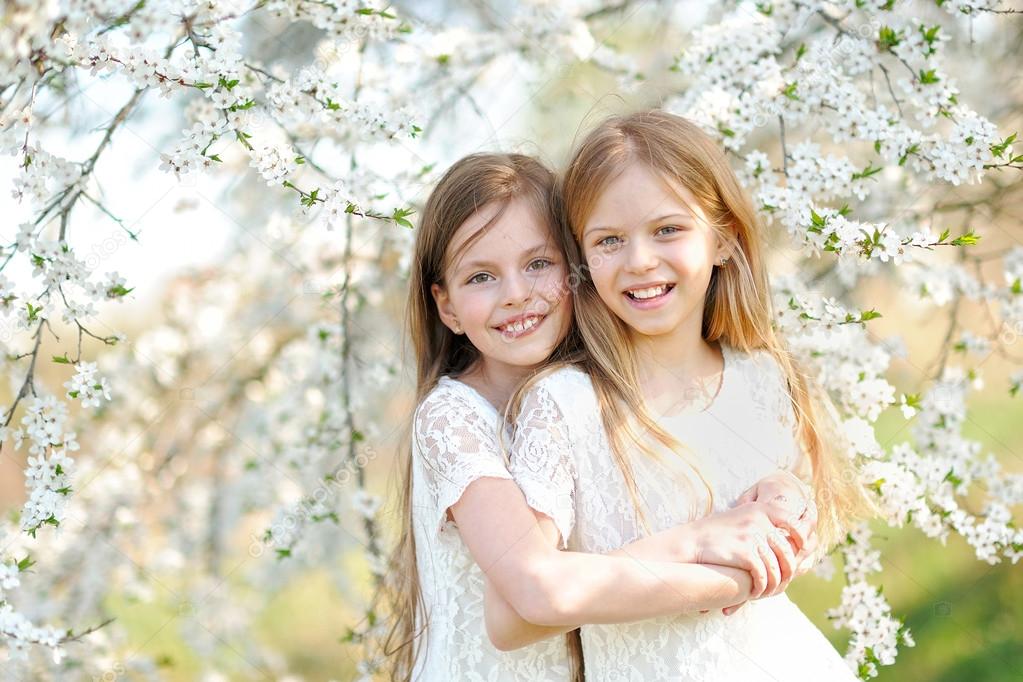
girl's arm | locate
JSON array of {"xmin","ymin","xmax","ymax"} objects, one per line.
[
  {"xmin": 480, "ymin": 497, "xmax": 808, "ymax": 650},
  {"xmin": 475, "ymin": 378, "xmax": 786, "ymax": 650},
  {"xmin": 483, "ymin": 515, "xmax": 572, "ymax": 650},
  {"xmin": 452, "ymin": 477, "xmax": 754, "ymax": 641}
]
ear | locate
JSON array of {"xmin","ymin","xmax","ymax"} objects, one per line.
[
  {"xmin": 430, "ymin": 283, "xmax": 462, "ymax": 334},
  {"xmin": 714, "ymin": 229, "xmax": 734, "ymax": 266}
]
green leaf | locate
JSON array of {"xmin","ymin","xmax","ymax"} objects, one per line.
[
  {"xmin": 859, "ymin": 309, "xmax": 882, "ymax": 322},
  {"xmin": 25, "ymin": 301, "xmax": 42, "ymax": 323},
  {"xmin": 918, "ymin": 68, "xmax": 940, "ymax": 85},
  {"xmin": 52, "ymin": 354, "xmax": 71, "ymax": 364},
  {"xmin": 228, "ymin": 98, "xmax": 256, "ymax": 112},
  {"xmin": 17, "ymin": 556, "xmax": 35, "ymax": 572},
  {"xmin": 392, "ymin": 207, "xmax": 416, "ymax": 229},
  {"xmin": 943, "ymin": 469, "xmax": 963, "ymax": 487},
  {"xmin": 990, "ymin": 132, "xmax": 1017, "ymax": 158},
  {"xmin": 950, "ymin": 231, "xmax": 980, "ymax": 246},
  {"xmin": 1011, "ymin": 278, "xmax": 1022, "ymax": 295},
  {"xmin": 898, "ymin": 142, "xmax": 920, "ymax": 165},
  {"xmin": 852, "ymin": 163, "xmax": 883, "ymax": 182},
  {"xmin": 781, "ymin": 82, "xmax": 799, "ymax": 100},
  {"xmin": 878, "ymin": 26, "xmax": 900, "ymax": 50}
]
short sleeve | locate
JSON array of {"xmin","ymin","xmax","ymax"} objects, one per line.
[
  {"xmin": 508, "ymin": 380, "xmax": 578, "ymax": 549},
  {"xmin": 414, "ymin": 386, "xmax": 513, "ymax": 536}
]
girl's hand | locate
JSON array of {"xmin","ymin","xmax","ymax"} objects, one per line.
[
  {"xmin": 685, "ymin": 502, "xmax": 799, "ymax": 600},
  {"xmin": 735, "ymin": 470, "xmax": 818, "ymax": 552},
  {"xmin": 718, "ymin": 471, "xmax": 819, "ymax": 616}
]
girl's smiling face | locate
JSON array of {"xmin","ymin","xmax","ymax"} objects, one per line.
[
  {"xmin": 431, "ymin": 197, "xmax": 572, "ymax": 372},
  {"xmin": 581, "ymin": 160, "xmax": 728, "ymax": 339}
]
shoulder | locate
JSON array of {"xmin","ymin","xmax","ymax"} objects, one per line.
[
  {"xmin": 530, "ymin": 364, "xmax": 596, "ymax": 409},
  {"xmin": 414, "ymin": 377, "xmax": 497, "ymax": 436},
  {"xmin": 727, "ymin": 344, "xmax": 787, "ymax": 386}
]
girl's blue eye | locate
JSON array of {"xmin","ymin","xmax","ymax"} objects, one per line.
[
  {"xmin": 597, "ymin": 235, "xmax": 621, "ymax": 248},
  {"xmin": 657, "ymin": 225, "xmax": 681, "ymax": 236},
  {"xmin": 527, "ymin": 258, "xmax": 553, "ymax": 271},
  {"xmin": 467, "ymin": 272, "xmax": 493, "ymax": 285}
]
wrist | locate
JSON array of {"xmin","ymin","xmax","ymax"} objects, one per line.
[{"xmin": 672, "ymin": 523, "xmax": 701, "ymax": 563}]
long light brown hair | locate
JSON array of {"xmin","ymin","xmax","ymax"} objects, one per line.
[
  {"xmin": 380, "ymin": 152, "xmax": 584, "ymax": 681},
  {"xmin": 539, "ymin": 109, "xmax": 872, "ymax": 550}
]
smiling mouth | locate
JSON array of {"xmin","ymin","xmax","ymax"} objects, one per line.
[
  {"xmin": 624, "ymin": 283, "xmax": 675, "ymax": 301},
  {"xmin": 495, "ymin": 313, "xmax": 547, "ymax": 338}
]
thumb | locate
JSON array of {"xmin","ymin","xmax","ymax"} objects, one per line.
[{"xmin": 736, "ymin": 485, "xmax": 758, "ymax": 506}]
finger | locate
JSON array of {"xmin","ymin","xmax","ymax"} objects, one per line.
[
  {"xmin": 723, "ymin": 602, "xmax": 747, "ymax": 616},
  {"xmin": 790, "ymin": 514, "xmax": 814, "ymax": 552},
  {"xmin": 801, "ymin": 498, "xmax": 819, "ymax": 528},
  {"xmin": 763, "ymin": 508, "xmax": 806, "ymax": 554},
  {"xmin": 744, "ymin": 548, "xmax": 767, "ymax": 600},
  {"xmin": 766, "ymin": 530, "xmax": 796, "ymax": 594},
  {"xmin": 756, "ymin": 536, "xmax": 780, "ymax": 597},
  {"xmin": 736, "ymin": 486, "xmax": 758, "ymax": 506}
]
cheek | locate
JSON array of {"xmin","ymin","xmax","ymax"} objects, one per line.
[
  {"xmin": 584, "ymin": 249, "xmax": 617, "ymax": 291},
  {"xmin": 452, "ymin": 290, "xmax": 493, "ymax": 323},
  {"xmin": 670, "ymin": 241, "xmax": 715, "ymax": 273},
  {"xmin": 538, "ymin": 265, "xmax": 570, "ymax": 300}
]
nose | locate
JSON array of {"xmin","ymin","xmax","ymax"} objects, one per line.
[
  {"xmin": 623, "ymin": 237, "xmax": 657, "ymax": 274},
  {"xmin": 502, "ymin": 271, "xmax": 532, "ymax": 307}
]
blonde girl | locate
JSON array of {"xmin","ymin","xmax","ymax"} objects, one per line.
[
  {"xmin": 487, "ymin": 111, "xmax": 876, "ymax": 679},
  {"xmin": 381, "ymin": 152, "xmax": 816, "ymax": 681}
]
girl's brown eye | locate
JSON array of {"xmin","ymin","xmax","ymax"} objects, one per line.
[{"xmin": 527, "ymin": 258, "xmax": 553, "ymax": 271}]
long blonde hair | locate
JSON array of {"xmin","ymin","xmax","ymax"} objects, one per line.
[
  {"xmin": 380, "ymin": 153, "xmax": 584, "ymax": 681},
  {"xmin": 552, "ymin": 109, "xmax": 874, "ymax": 550}
]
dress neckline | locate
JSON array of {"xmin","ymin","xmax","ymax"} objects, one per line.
[{"xmin": 658, "ymin": 341, "xmax": 732, "ymax": 418}]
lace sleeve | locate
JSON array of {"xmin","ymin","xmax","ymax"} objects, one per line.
[
  {"xmin": 508, "ymin": 379, "xmax": 578, "ymax": 549},
  {"xmin": 414, "ymin": 386, "xmax": 514, "ymax": 536}
]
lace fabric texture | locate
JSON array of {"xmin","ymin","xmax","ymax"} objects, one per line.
[
  {"xmin": 410, "ymin": 376, "xmax": 571, "ymax": 681},
  {"xmin": 508, "ymin": 346, "xmax": 857, "ymax": 682}
]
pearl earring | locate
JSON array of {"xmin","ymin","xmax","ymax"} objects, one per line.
[{"xmin": 453, "ymin": 322, "xmax": 463, "ymax": 334}]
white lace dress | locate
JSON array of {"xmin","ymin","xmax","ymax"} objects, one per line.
[
  {"xmin": 508, "ymin": 345, "xmax": 857, "ymax": 682},
  {"xmin": 410, "ymin": 376, "xmax": 572, "ymax": 681}
]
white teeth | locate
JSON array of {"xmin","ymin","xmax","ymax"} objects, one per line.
[
  {"xmin": 501, "ymin": 315, "xmax": 540, "ymax": 334},
  {"xmin": 629, "ymin": 285, "xmax": 669, "ymax": 300}
]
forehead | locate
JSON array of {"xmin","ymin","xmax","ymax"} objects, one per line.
[
  {"xmin": 586, "ymin": 161, "xmax": 704, "ymax": 227},
  {"xmin": 448, "ymin": 198, "xmax": 555, "ymax": 268}
]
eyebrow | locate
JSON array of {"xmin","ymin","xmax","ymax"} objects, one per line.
[
  {"xmin": 456, "ymin": 242, "xmax": 553, "ymax": 273},
  {"xmin": 584, "ymin": 212, "xmax": 694, "ymax": 237}
]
